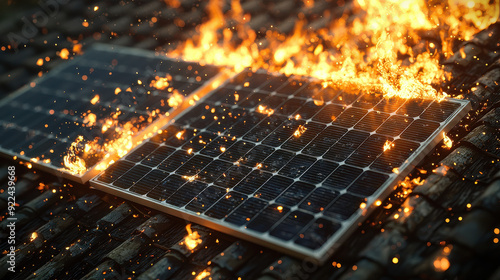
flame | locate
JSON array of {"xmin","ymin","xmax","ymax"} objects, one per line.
[
  {"xmin": 294, "ymin": 125, "xmax": 307, "ymax": 137},
  {"xmin": 433, "ymin": 164, "xmax": 450, "ymax": 176},
  {"xmin": 195, "ymin": 269, "xmax": 211, "ymax": 280},
  {"xmin": 176, "ymin": 131, "xmax": 184, "ymax": 139},
  {"xmin": 150, "ymin": 74, "xmax": 172, "ymax": 90},
  {"xmin": 182, "ymin": 175, "xmax": 198, "ymax": 182},
  {"xmin": 383, "ymin": 140, "xmax": 394, "ymax": 152},
  {"xmin": 63, "ymin": 110, "xmax": 146, "ymax": 174},
  {"xmin": 58, "ymin": 48, "xmax": 70, "ymax": 60},
  {"xmin": 256, "ymin": 105, "xmax": 274, "ymax": 116},
  {"xmin": 442, "ymin": 132, "xmax": 453, "ymax": 149},
  {"xmin": 182, "ymin": 224, "xmax": 202, "ymax": 250},
  {"xmin": 63, "ymin": 0, "xmax": 498, "ymax": 177},
  {"xmin": 63, "ymin": 136, "xmax": 87, "ymax": 175},
  {"xmin": 172, "ymin": 0, "xmax": 499, "ymax": 100},
  {"xmin": 167, "ymin": 90, "xmax": 184, "ymax": 108}
]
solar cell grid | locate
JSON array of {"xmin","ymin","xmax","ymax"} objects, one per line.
[
  {"xmin": 91, "ymin": 69, "xmax": 470, "ymax": 261},
  {"xmin": 0, "ymin": 44, "xmax": 223, "ymax": 182}
]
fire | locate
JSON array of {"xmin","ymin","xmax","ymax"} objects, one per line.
[
  {"xmin": 63, "ymin": 110, "xmax": 146, "ymax": 174},
  {"xmin": 256, "ymin": 105, "xmax": 274, "ymax": 116},
  {"xmin": 182, "ymin": 224, "xmax": 202, "ymax": 251},
  {"xmin": 172, "ymin": 0, "xmax": 499, "ymax": 101},
  {"xmin": 83, "ymin": 113, "xmax": 97, "ymax": 126},
  {"xmin": 176, "ymin": 131, "xmax": 184, "ymax": 139},
  {"xmin": 294, "ymin": 125, "xmax": 307, "ymax": 137},
  {"xmin": 63, "ymin": 0, "xmax": 498, "ymax": 178},
  {"xmin": 30, "ymin": 232, "xmax": 38, "ymax": 242},
  {"xmin": 150, "ymin": 74, "xmax": 172, "ymax": 90},
  {"xmin": 442, "ymin": 132, "xmax": 453, "ymax": 149},
  {"xmin": 383, "ymin": 140, "xmax": 394, "ymax": 152},
  {"xmin": 195, "ymin": 270, "xmax": 211, "ymax": 280},
  {"xmin": 167, "ymin": 91, "xmax": 184, "ymax": 108},
  {"xmin": 63, "ymin": 136, "xmax": 87, "ymax": 175},
  {"xmin": 182, "ymin": 175, "xmax": 198, "ymax": 182},
  {"xmin": 58, "ymin": 48, "xmax": 70, "ymax": 60}
]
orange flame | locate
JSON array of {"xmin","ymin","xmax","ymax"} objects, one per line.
[
  {"xmin": 182, "ymin": 224, "xmax": 202, "ymax": 251},
  {"xmin": 294, "ymin": 125, "xmax": 307, "ymax": 137},
  {"xmin": 172, "ymin": 0, "xmax": 499, "ymax": 101},
  {"xmin": 195, "ymin": 269, "xmax": 211, "ymax": 280},
  {"xmin": 256, "ymin": 105, "xmax": 274, "ymax": 116},
  {"xmin": 383, "ymin": 140, "xmax": 394, "ymax": 152},
  {"xmin": 30, "ymin": 232, "xmax": 38, "ymax": 242},
  {"xmin": 150, "ymin": 74, "xmax": 172, "ymax": 90},
  {"xmin": 63, "ymin": 136, "xmax": 87, "ymax": 175},
  {"xmin": 442, "ymin": 132, "xmax": 453, "ymax": 149},
  {"xmin": 167, "ymin": 90, "xmax": 184, "ymax": 108}
]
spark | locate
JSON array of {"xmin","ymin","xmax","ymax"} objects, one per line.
[
  {"xmin": 58, "ymin": 48, "xmax": 70, "ymax": 59},
  {"xmin": 150, "ymin": 74, "xmax": 172, "ymax": 90},
  {"xmin": 195, "ymin": 270, "xmax": 211, "ymax": 280},
  {"xmin": 90, "ymin": 94, "xmax": 100, "ymax": 105},
  {"xmin": 167, "ymin": 91, "xmax": 184, "ymax": 108}
]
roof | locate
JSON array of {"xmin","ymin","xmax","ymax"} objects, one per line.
[{"xmin": 0, "ymin": 0, "xmax": 499, "ymax": 279}]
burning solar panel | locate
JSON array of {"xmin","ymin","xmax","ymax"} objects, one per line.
[
  {"xmin": 0, "ymin": 44, "xmax": 225, "ymax": 183},
  {"xmin": 90, "ymin": 69, "xmax": 469, "ymax": 261}
]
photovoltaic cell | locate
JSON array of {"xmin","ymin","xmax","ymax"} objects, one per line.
[
  {"xmin": 0, "ymin": 44, "xmax": 223, "ymax": 182},
  {"xmin": 90, "ymin": 69, "xmax": 470, "ymax": 262}
]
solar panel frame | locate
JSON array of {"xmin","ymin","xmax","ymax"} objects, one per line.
[
  {"xmin": 90, "ymin": 69, "xmax": 470, "ymax": 262},
  {"xmin": 0, "ymin": 44, "xmax": 228, "ymax": 183}
]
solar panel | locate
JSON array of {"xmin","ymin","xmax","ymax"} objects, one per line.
[
  {"xmin": 90, "ymin": 69, "xmax": 470, "ymax": 261},
  {"xmin": 0, "ymin": 44, "xmax": 225, "ymax": 182}
]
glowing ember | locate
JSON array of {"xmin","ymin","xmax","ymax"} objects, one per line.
[
  {"xmin": 58, "ymin": 48, "xmax": 70, "ymax": 60},
  {"xmin": 83, "ymin": 113, "xmax": 97, "ymax": 127},
  {"xmin": 294, "ymin": 125, "xmax": 307, "ymax": 137},
  {"xmin": 442, "ymin": 132, "xmax": 453, "ymax": 149},
  {"xmin": 150, "ymin": 74, "xmax": 172, "ymax": 90},
  {"xmin": 30, "ymin": 232, "xmax": 38, "ymax": 242},
  {"xmin": 433, "ymin": 165, "xmax": 450, "ymax": 176},
  {"xmin": 256, "ymin": 105, "xmax": 274, "ymax": 116},
  {"xmin": 176, "ymin": 131, "xmax": 184, "ymax": 139},
  {"xmin": 182, "ymin": 175, "xmax": 198, "ymax": 182},
  {"xmin": 167, "ymin": 91, "xmax": 184, "ymax": 108},
  {"xmin": 433, "ymin": 257, "xmax": 450, "ymax": 272},
  {"xmin": 182, "ymin": 224, "xmax": 202, "ymax": 251},
  {"xmin": 90, "ymin": 94, "xmax": 100, "ymax": 105},
  {"xmin": 383, "ymin": 140, "xmax": 394, "ymax": 152},
  {"xmin": 195, "ymin": 269, "xmax": 211, "ymax": 280}
]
